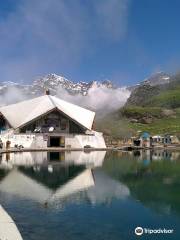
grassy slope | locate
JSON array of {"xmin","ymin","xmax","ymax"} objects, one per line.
[
  {"xmin": 128, "ymin": 109, "xmax": 180, "ymax": 135},
  {"xmin": 148, "ymin": 87, "xmax": 180, "ymax": 108},
  {"xmin": 124, "ymin": 79, "xmax": 180, "ymax": 135},
  {"xmin": 121, "ymin": 106, "xmax": 162, "ymax": 118},
  {"xmin": 96, "ymin": 78, "xmax": 180, "ymax": 137},
  {"xmin": 123, "ymin": 106, "xmax": 180, "ymax": 135}
]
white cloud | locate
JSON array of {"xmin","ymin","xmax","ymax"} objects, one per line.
[
  {"xmin": 0, "ymin": 83, "xmax": 130, "ymax": 114},
  {"xmin": 57, "ymin": 84, "xmax": 130, "ymax": 113},
  {"xmin": 0, "ymin": 86, "xmax": 28, "ymax": 106}
]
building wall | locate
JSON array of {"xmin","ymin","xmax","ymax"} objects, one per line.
[
  {"xmin": 0, "ymin": 131, "xmax": 106, "ymax": 149},
  {"xmin": 65, "ymin": 132, "xmax": 106, "ymax": 148}
]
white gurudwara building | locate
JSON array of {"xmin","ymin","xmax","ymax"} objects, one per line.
[{"xmin": 0, "ymin": 93, "xmax": 106, "ymax": 149}]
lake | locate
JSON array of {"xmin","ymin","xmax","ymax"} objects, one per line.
[{"xmin": 0, "ymin": 149, "xmax": 180, "ymax": 240}]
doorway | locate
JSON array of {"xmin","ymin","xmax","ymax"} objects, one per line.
[{"xmin": 49, "ymin": 136, "xmax": 65, "ymax": 147}]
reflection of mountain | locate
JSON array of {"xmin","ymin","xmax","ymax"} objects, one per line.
[{"xmin": 103, "ymin": 151, "xmax": 180, "ymax": 215}]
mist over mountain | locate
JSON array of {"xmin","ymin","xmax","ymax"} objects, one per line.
[
  {"xmin": 0, "ymin": 71, "xmax": 175, "ymax": 116},
  {"xmin": 0, "ymin": 73, "xmax": 130, "ymax": 113}
]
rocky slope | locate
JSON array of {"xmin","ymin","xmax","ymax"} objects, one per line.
[{"xmin": 126, "ymin": 72, "xmax": 172, "ymax": 106}]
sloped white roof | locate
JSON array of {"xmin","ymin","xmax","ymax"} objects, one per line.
[{"xmin": 0, "ymin": 95, "xmax": 95, "ymax": 130}]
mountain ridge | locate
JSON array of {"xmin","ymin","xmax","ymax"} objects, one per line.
[{"xmin": 0, "ymin": 73, "xmax": 117, "ymax": 99}]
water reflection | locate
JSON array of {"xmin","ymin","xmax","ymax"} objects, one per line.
[
  {"xmin": 133, "ymin": 149, "xmax": 180, "ymax": 162},
  {"xmin": 0, "ymin": 151, "xmax": 106, "ymax": 169},
  {"xmin": 103, "ymin": 150, "xmax": 180, "ymax": 216},
  {"xmin": 0, "ymin": 150, "xmax": 180, "ymax": 240},
  {"xmin": 0, "ymin": 151, "xmax": 130, "ymax": 206}
]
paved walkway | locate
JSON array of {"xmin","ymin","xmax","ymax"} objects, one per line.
[
  {"xmin": 0, "ymin": 147, "xmax": 109, "ymax": 154},
  {"xmin": 0, "ymin": 205, "xmax": 23, "ymax": 240}
]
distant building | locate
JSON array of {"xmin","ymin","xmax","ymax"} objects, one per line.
[
  {"xmin": 0, "ymin": 94, "xmax": 106, "ymax": 149},
  {"xmin": 152, "ymin": 135, "xmax": 163, "ymax": 144},
  {"xmin": 140, "ymin": 132, "xmax": 152, "ymax": 148},
  {"xmin": 152, "ymin": 135, "xmax": 164, "ymax": 147},
  {"xmin": 163, "ymin": 135, "xmax": 179, "ymax": 144},
  {"xmin": 132, "ymin": 132, "xmax": 152, "ymax": 148},
  {"xmin": 152, "ymin": 135, "xmax": 179, "ymax": 145}
]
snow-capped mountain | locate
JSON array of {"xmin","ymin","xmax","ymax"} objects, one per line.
[
  {"xmin": 0, "ymin": 74, "xmax": 116, "ymax": 99},
  {"xmin": 127, "ymin": 72, "xmax": 171, "ymax": 91},
  {"xmin": 0, "ymin": 71, "xmax": 171, "ymax": 99},
  {"xmin": 141, "ymin": 72, "xmax": 171, "ymax": 86},
  {"xmin": 0, "ymin": 71, "xmax": 173, "ymax": 109}
]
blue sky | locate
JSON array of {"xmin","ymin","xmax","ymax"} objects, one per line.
[{"xmin": 0, "ymin": 0, "xmax": 180, "ymax": 85}]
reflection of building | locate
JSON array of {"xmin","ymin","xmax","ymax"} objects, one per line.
[
  {"xmin": 0, "ymin": 151, "xmax": 106, "ymax": 169},
  {"xmin": 152, "ymin": 150, "xmax": 180, "ymax": 161},
  {"xmin": 0, "ymin": 93, "xmax": 106, "ymax": 149},
  {"xmin": 0, "ymin": 162, "xmax": 130, "ymax": 206},
  {"xmin": 134, "ymin": 149, "xmax": 180, "ymax": 162},
  {"xmin": 0, "ymin": 168, "xmax": 93, "ymax": 203}
]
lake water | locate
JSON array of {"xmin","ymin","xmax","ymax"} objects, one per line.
[{"xmin": 0, "ymin": 150, "xmax": 180, "ymax": 240}]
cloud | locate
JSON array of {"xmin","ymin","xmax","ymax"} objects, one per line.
[
  {"xmin": 0, "ymin": 83, "xmax": 130, "ymax": 115},
  {"xmin": 0, "ymin": 0, "xmax": 130, "ymax": 83},
  {"xmin": 0, "ymin": 86, "xmax": 28, "ymax": 106},
  {"xmin": 57, "ymin": 84, "xmax": 130, "ymax": 114}
]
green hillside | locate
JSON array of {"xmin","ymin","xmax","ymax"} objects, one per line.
[
  {"xmin": 96, "ymin": 74, "xmax": 180, "ymax": 138},
  {"xmin": 128, "ymin": 109, "xmax": 180, "ymax": 135},
  {"xmin": 148, "ymin": 87, "xmax": 180, "ymax": 108}
]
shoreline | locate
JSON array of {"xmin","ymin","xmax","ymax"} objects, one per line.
[
  {"xmin": 0, "ymin": 147, "xmax": 109, "ymax": 154},
  {"xmin": 0, "ymin": 145, "xmax": 180, "ymax": 154}
]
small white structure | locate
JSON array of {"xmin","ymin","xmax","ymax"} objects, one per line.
[
  {"xmin": 152, "ymin": 135, "xmax": 163, "ymax": 143},
  {"xmin": 0, "ymin": 94, "xmax": 106, "ymax": 149}
]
